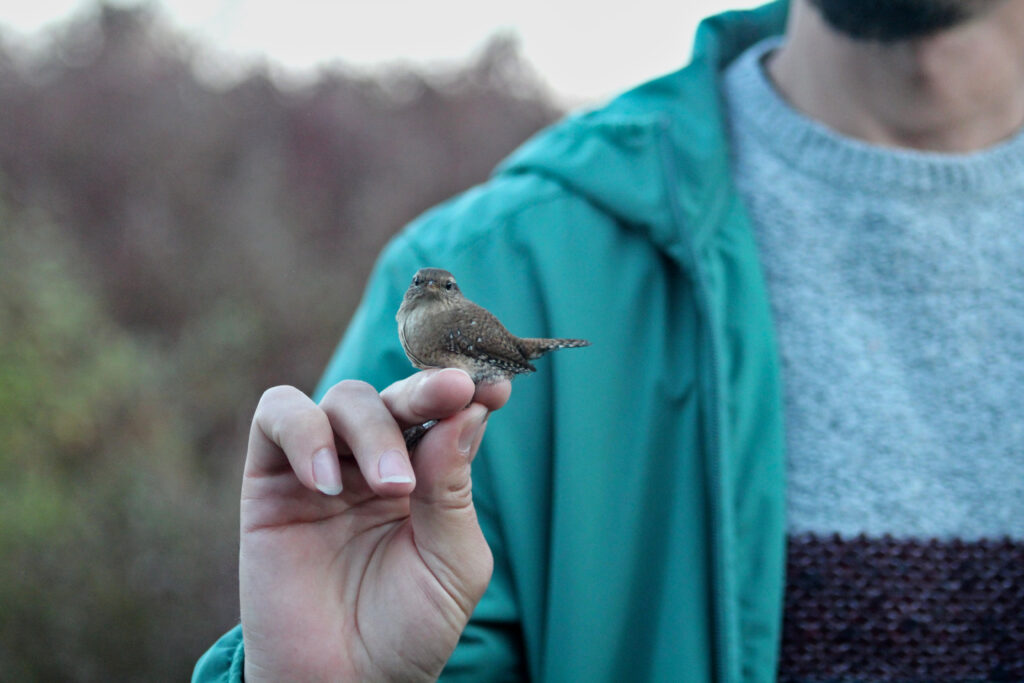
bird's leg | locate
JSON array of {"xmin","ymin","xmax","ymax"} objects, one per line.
[{"xmin": 403, "ymin": 420, "xmax": 439, "ymax": 451}]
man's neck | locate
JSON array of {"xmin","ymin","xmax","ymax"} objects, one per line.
[{"xmin": 768, "ymin": 0, "xmax": 1024, "ymax": 152}]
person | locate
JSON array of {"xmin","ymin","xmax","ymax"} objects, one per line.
[{"xmin": 194, "ymin": 0, "xmax": 1024, "ymax": 680}]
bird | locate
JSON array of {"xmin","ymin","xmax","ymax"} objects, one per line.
[{"xmin": 396, "ymin": 267, "xmax": 590, "ymax": 385}]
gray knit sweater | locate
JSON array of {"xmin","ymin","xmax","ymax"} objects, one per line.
[{"xmin": 722, "ymin": 37, "xmax": 1024, "ymax": 541}]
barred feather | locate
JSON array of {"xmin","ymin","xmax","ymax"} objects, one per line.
[{"xmin": 519, "ymin": 337, "xmax": 591, "ymax": 360}]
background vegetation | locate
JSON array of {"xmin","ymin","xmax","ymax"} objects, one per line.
[{"xmin": 0, "ymin": 5, "xmax": 560, "ymax": 679}]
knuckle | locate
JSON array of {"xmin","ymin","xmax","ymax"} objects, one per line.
[
  {"xmin": 253, "ymin": 385, "xmax": 324, "ymax": 442},
  {"xmin": 322, "ymin": 378, "xmax": 378, "ymax": 405},
  {"xmin": 257, "ymin": 384, "xmax": 299, "ymax": 405},
  {"xmin": 254, "ymin": 384, "xmax": 299, "ymax": 416}
]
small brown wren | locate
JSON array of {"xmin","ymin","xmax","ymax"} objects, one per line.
[{"xmin": 396, "ymin": 268, "xmax": 589, "ymax": 384}]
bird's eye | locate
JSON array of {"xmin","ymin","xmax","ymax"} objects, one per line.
[
  {"xmin": 413, "ymin": 276, "xmax": 421, "ymax": 286},
  {"xmin": 445, "ymin": 281, "xmax": 454, "ymax": 291}
]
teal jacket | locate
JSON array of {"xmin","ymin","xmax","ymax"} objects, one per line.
[{"xmin": 195, "ymin": 3, "xmax": 789, "ymax": 681}]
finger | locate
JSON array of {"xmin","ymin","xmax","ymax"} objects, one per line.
[
  {"xmin": 406, "ymin": 403, "xmax": 494, "ymax": 609},
  {"xmin": 246, "ymin": 385, "xmax": 343, "ymax": 496},
  {"xmin": 471, "ymin": 379, "xmax": 512, "ymax": 413},
  {"xmin": 380, "ymin": 368, "xmax": 478, "ymax": 428},
  {"xmin": 319, "ymin": 379, "xmax": 416, "ymax": 497}
]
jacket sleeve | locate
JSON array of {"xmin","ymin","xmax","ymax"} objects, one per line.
[{"xmin": 191, "ymin": 624, "xmax": 244, "ymax": 683}]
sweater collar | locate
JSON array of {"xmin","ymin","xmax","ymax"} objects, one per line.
[{"xmin": 725, "ymin": 36, "xmax": 1024, "ymax": 196}]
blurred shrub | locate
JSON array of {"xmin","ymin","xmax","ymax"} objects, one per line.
[
  {"xmin": 0, "ymin": 208, "xmax": 240, "ymax": 679},
  {"xmin": 0, "ymin": 3, "xmax": 559, "ymax": 680}
]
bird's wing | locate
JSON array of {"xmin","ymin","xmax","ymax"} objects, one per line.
[{"xmin": 437, "ymin": 304, "xmax": 536, "ymax": 374}]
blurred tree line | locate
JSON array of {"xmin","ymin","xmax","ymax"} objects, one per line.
[{"xmin": 0, "ymin": 4, "xmax": 560, "ymax": 679}]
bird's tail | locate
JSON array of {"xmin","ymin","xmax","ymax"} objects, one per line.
[{"xmin": 520, "ymin": 337, "xmax": 591, "ymax": 360}]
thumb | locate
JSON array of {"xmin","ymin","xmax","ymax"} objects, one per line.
[{"xmin": 408, "ymin": 403, "xmax": 493, "ymax": 608}]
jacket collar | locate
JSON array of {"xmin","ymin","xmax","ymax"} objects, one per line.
[{"xmin": 496, "ymin": 2, "xmax": 788, "ymax": 266}]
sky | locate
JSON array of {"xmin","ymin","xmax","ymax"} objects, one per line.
[{"xmin": 0, "ymin": 0, "xmax": 761, "ymax": 104}]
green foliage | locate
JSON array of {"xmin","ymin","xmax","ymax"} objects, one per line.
[
  {"xmin": 0, "ymin": 210, "xmax": 240, "ymax": 680},
  {"xmin": 0, "ymin": 3, "xmax": 558, "ymax": 680}
]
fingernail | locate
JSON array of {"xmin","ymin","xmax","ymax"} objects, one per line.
[
  {"xmin": 378, "ymin": 449, "xmax": 414, "ymax": 484},
  {"xmin": 312, "ymin": 448, "xmax": 343, "ymax": 495},
  {"xmin": 457, "ymin": 405, "xmax": 489, "ymax": 454}
]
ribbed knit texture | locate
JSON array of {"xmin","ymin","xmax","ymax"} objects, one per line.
[
  {"xmin": 723, "ymin": 36, "xmax": 1024, "ymax": 682},
  {"xmin": 723, "ymin": 37, "xmax": 1024, "ymax": 541}
]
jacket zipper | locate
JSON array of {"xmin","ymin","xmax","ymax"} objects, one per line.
[{"xmin": 656, "ymin": 118, "xmax": 734, "ymax": 683}]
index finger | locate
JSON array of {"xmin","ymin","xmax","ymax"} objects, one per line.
[{"xmin": 245, "ymin": 385, "xmax": 341, "ymax": 495}]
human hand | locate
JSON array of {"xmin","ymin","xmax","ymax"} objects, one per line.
[{"xmin": 238, "ymin": 368, "xmax": 510, "ymax": 682}]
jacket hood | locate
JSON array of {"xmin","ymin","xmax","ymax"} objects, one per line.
[{"xmin": 495, "ymin": 2, "xmax": 788, "ymax": 266}]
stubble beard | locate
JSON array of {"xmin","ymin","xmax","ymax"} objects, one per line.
[{"xmin": 806, "ymin": 0, "xmax": 1008, "ymax": 42}]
